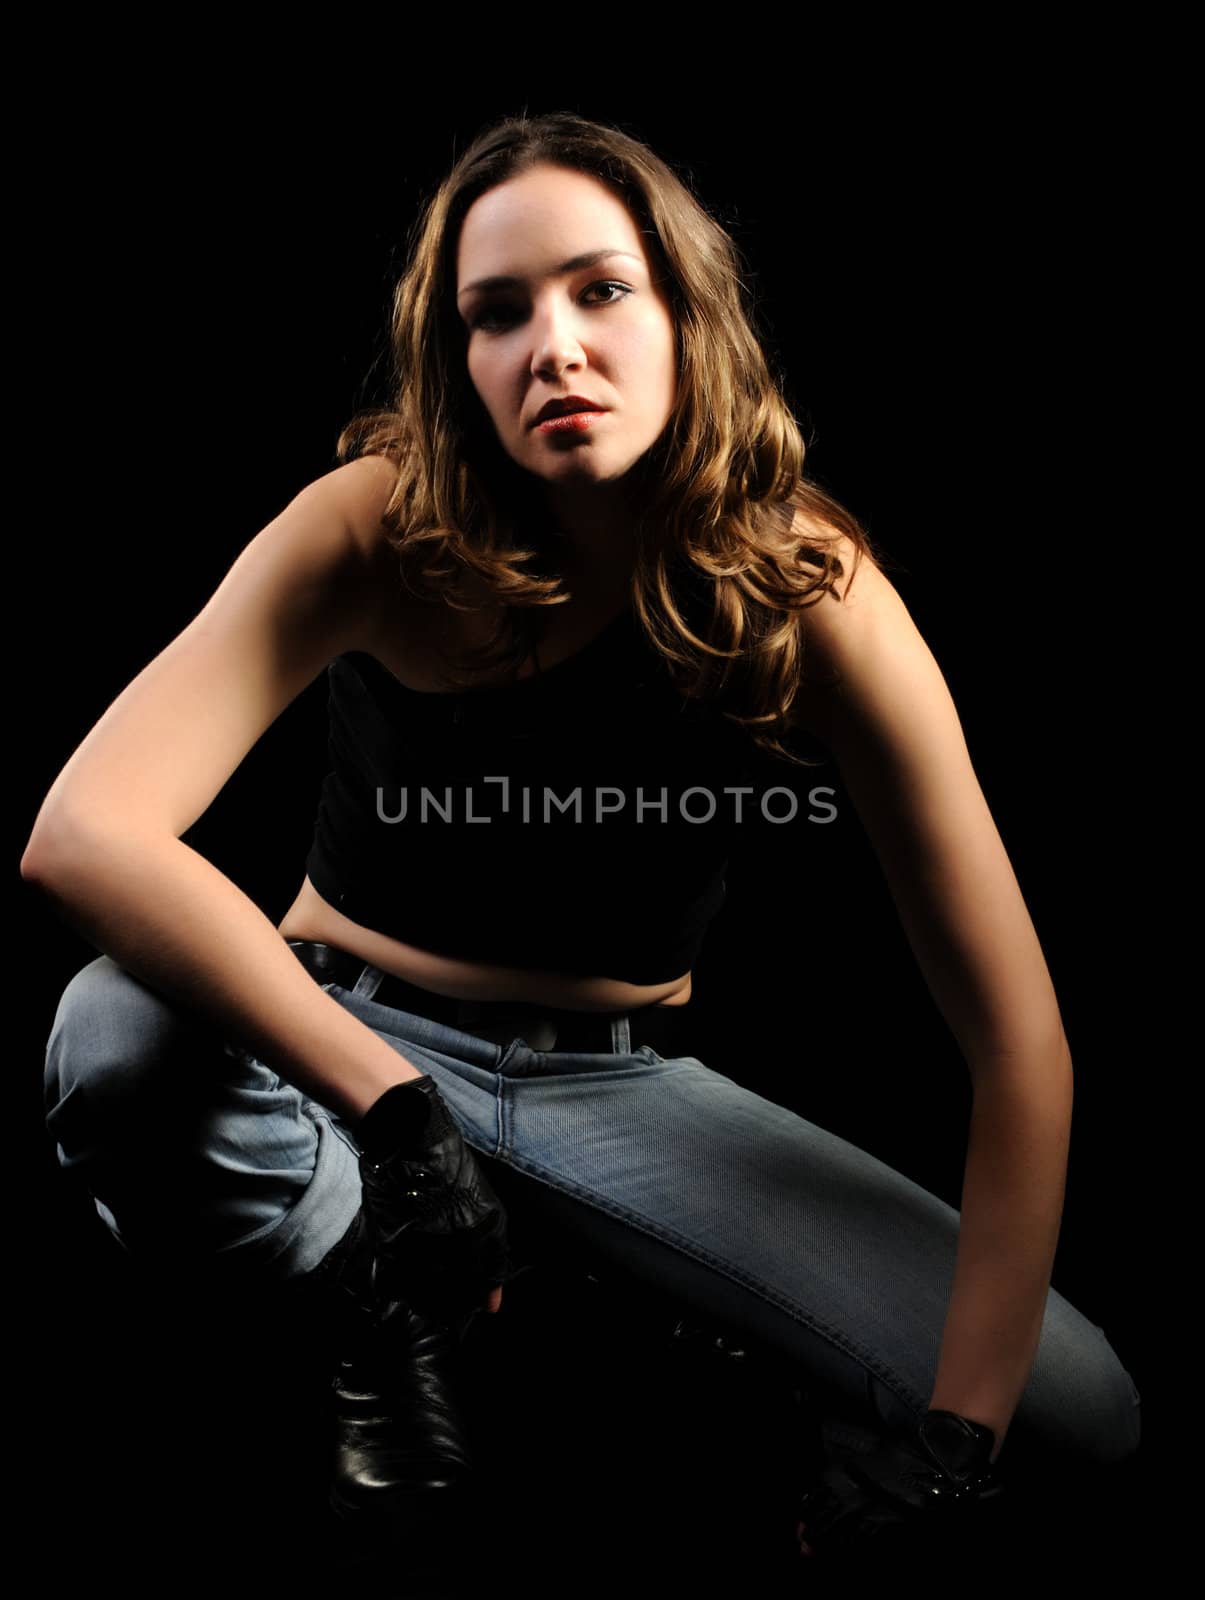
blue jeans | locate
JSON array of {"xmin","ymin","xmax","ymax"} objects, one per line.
[{"xmin": 44, "ymin": 951, "xmax": 1141, "ymax": 1471}]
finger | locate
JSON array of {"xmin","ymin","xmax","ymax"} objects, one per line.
[{"xmin": 485, "ymin": 1284, "xmax": 503, "ymax": 1314}]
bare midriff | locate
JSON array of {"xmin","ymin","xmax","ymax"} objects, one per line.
[
  {"xmin": 276, "ymin": 874, "xmax": 692, "ymax": 1012},
  {"xmin": 278, "ymin": 517, "xmax": 693, "ymax": 1012}
]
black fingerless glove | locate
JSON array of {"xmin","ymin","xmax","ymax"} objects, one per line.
[
  {"xmin": 796, "ymin": 1409, "xmax": 1005, "ymax": 1563},
  {"xmin": 356, "ymin": 1077, "xmax": 511, "ymax": 1323}
]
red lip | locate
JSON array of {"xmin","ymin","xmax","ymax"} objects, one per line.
[{"xmin": 532, "ymin": 396, "xmax": 608, "ymax": 426}]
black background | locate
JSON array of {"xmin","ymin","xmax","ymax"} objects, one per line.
[{"xmin": 18, "ymin": 43, "xmax": 1170, "ymax": 1587}]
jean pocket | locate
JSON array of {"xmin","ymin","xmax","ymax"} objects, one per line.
[
  {"xmin": 309, "ymin": 1102, "xmax": 362, "ymax": 1159},
  {"xmin": 494, "ymin": 1036, "xmax": 527, "ymax": 1077}
]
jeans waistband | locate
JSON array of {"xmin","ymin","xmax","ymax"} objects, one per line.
[{"xmin": 285, "ymin": 940, "xmax": 695, "ymax": 1057}]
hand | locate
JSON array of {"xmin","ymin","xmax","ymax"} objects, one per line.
[
  {"xmin": 357, "ymin": 1077, "xmax": 511, "ymax": 1323},
  {"xmin": 795, "ymin": 1409, "xmax": 1005, "ymax": 1563}
]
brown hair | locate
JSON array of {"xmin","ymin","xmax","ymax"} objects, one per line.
[{"xmin": 337, "ymin": 110, "xmax": 884, "ymax": 765}]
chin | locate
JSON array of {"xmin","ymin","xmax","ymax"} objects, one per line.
[
  {"xmin": 545, "ymin": 441, "xmax": 644, "ymax": 473},
  {"xmin": 532, "ymin": 456, "xmax": 616, "ymax": 484}
]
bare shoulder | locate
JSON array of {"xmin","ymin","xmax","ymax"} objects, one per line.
[
  {"xmin": 297, "ymin": 454, "xmax": 401, "ymax": 571},
  {"xmin": 788, "ymin": 509, "xmax": 932, "ymax": 744},
  {"xmin": 277, "ymin": 454, "xmax": 406, "ymax": 649},
  {"xmin": 24, "ymin": 455, "xmax": 407, "ymax": 846},
  {"xmin": 791, "ymin": 512, "xmax": 901, "ymax": 653}
]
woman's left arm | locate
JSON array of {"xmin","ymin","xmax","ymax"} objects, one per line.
[{"xmin": 793, "ymin": 541, "xmax": 1074, "ymax": 1462}]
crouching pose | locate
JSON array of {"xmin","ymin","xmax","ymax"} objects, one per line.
[{"xmin": 29, "ymin": 110, "xmax": 1141, "ymax": 1570}]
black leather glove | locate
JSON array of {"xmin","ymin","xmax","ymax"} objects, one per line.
[
  {"xmin": 795, "ymin": 1408, "xmax": 1005, "ymax": 1563},
  {"xmin": 356, "ymin": 1076, "xmax": 511, "ymax": 1324}
]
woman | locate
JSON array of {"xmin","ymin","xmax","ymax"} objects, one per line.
[{"xmin": 27, "ymin": 111, "xmax": 1140, "ymax": 1567}]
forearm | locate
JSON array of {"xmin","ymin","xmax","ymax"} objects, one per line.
[
  {"xmin": 928, "ymin": 1051, "xmax": 1074, "ymax": 1459},
  {"xmin": 22, "ymin": 819, "xmax": 424, "ymax": 1120}
]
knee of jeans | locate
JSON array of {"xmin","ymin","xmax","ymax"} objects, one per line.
[
  {"xmin": 1097, "ymin": 1351, "xmax": 1143, "ymax": 1467},
  {"xmin": 1017, "ymin": 1315, "xmax": 1143, "ymax": 1470},
  {"xmin": 44, "ymin": 955, "xmax": 216, "ymax": 1130},
  {"xmin": 1069, "ymin": 1323, "xmax": 1142, "ymax": 1468}
]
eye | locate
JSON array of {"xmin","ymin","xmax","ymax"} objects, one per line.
[
  {"xmin": 582, "ymin": 280, "xmax": 633, "ymax": 308},
  {"xmin": 467, "ymin": 280, "xmax": 634, "ymax": 334},
  {"xmin": 468, "ymin": 305, "xmax": 519, "ymax": 333}
]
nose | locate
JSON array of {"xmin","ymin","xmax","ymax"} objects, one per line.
[{"xmin": 529, "ymin": 294, "xmax": 585, "ymax": 381}]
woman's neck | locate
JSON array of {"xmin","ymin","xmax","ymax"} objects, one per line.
[{"xmin": 542, "ymin": 484, "xmax": 640, "ymax": 591}]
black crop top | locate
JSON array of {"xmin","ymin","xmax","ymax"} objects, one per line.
[{"xmin": 305, "ymin": 607, "xmax": 759, "ymax": 984}]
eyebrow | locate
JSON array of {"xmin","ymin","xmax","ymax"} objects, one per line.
[{"xmin": 457, "ymin": 249, "xmax": 644, "ymax": 299}]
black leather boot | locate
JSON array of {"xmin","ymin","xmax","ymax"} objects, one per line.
[{"xmin": 319, "ymin": 1209, "xmax": 476, "ymax": 1520}]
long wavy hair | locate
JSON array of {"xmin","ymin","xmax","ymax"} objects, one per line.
[{"xmin": 336, "ymin": 110, "xmax": 884, "ymax": 765}]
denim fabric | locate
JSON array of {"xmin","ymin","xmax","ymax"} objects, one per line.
[{"xmin": 44, "ymin": 952, "xmax": 1141, "ymax": 1468}]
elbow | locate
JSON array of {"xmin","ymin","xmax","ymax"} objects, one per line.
[
  {"xmin": 966, "ymin": 1039, "xmax": 1074, "ymax": 1128},
  {"xmin": 21, "ymin": 821, "xmax": 64, "ymax": 884},
  {"xmin": 20, "ymin": 807, "xmax": 136, "ymax": 942},
  {"xmin": 19, "ymin": 847, "xmax": 44, "ymax": 885},
  {"xmin": 21, "ymin": 804, "xmax": 103, "ymax": 888},
  {"xmin": 20, "ymin": 828, "xmax": 74, "ymax": 925},
  {"xmin": 965, "ymin": 1018, "xmax": 1074, "ymax": 1088}
]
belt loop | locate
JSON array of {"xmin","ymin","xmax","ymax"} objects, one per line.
[
  {"xmin": 610, "ymin": 1012, "xmax": 632, "ymax": 1055},
  {"xmin": 350, "ymin": 963, "xmax": 385, "ymax": 1002}
]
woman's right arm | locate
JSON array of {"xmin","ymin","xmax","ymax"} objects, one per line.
[{"xmin": 21, "ymin": 454, "xmax": 426, "ymax": 1121}]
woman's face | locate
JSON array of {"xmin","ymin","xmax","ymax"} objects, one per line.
[{"xmin": 456, "ymin": 162, "xmax": 678, "ymax": 493}]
